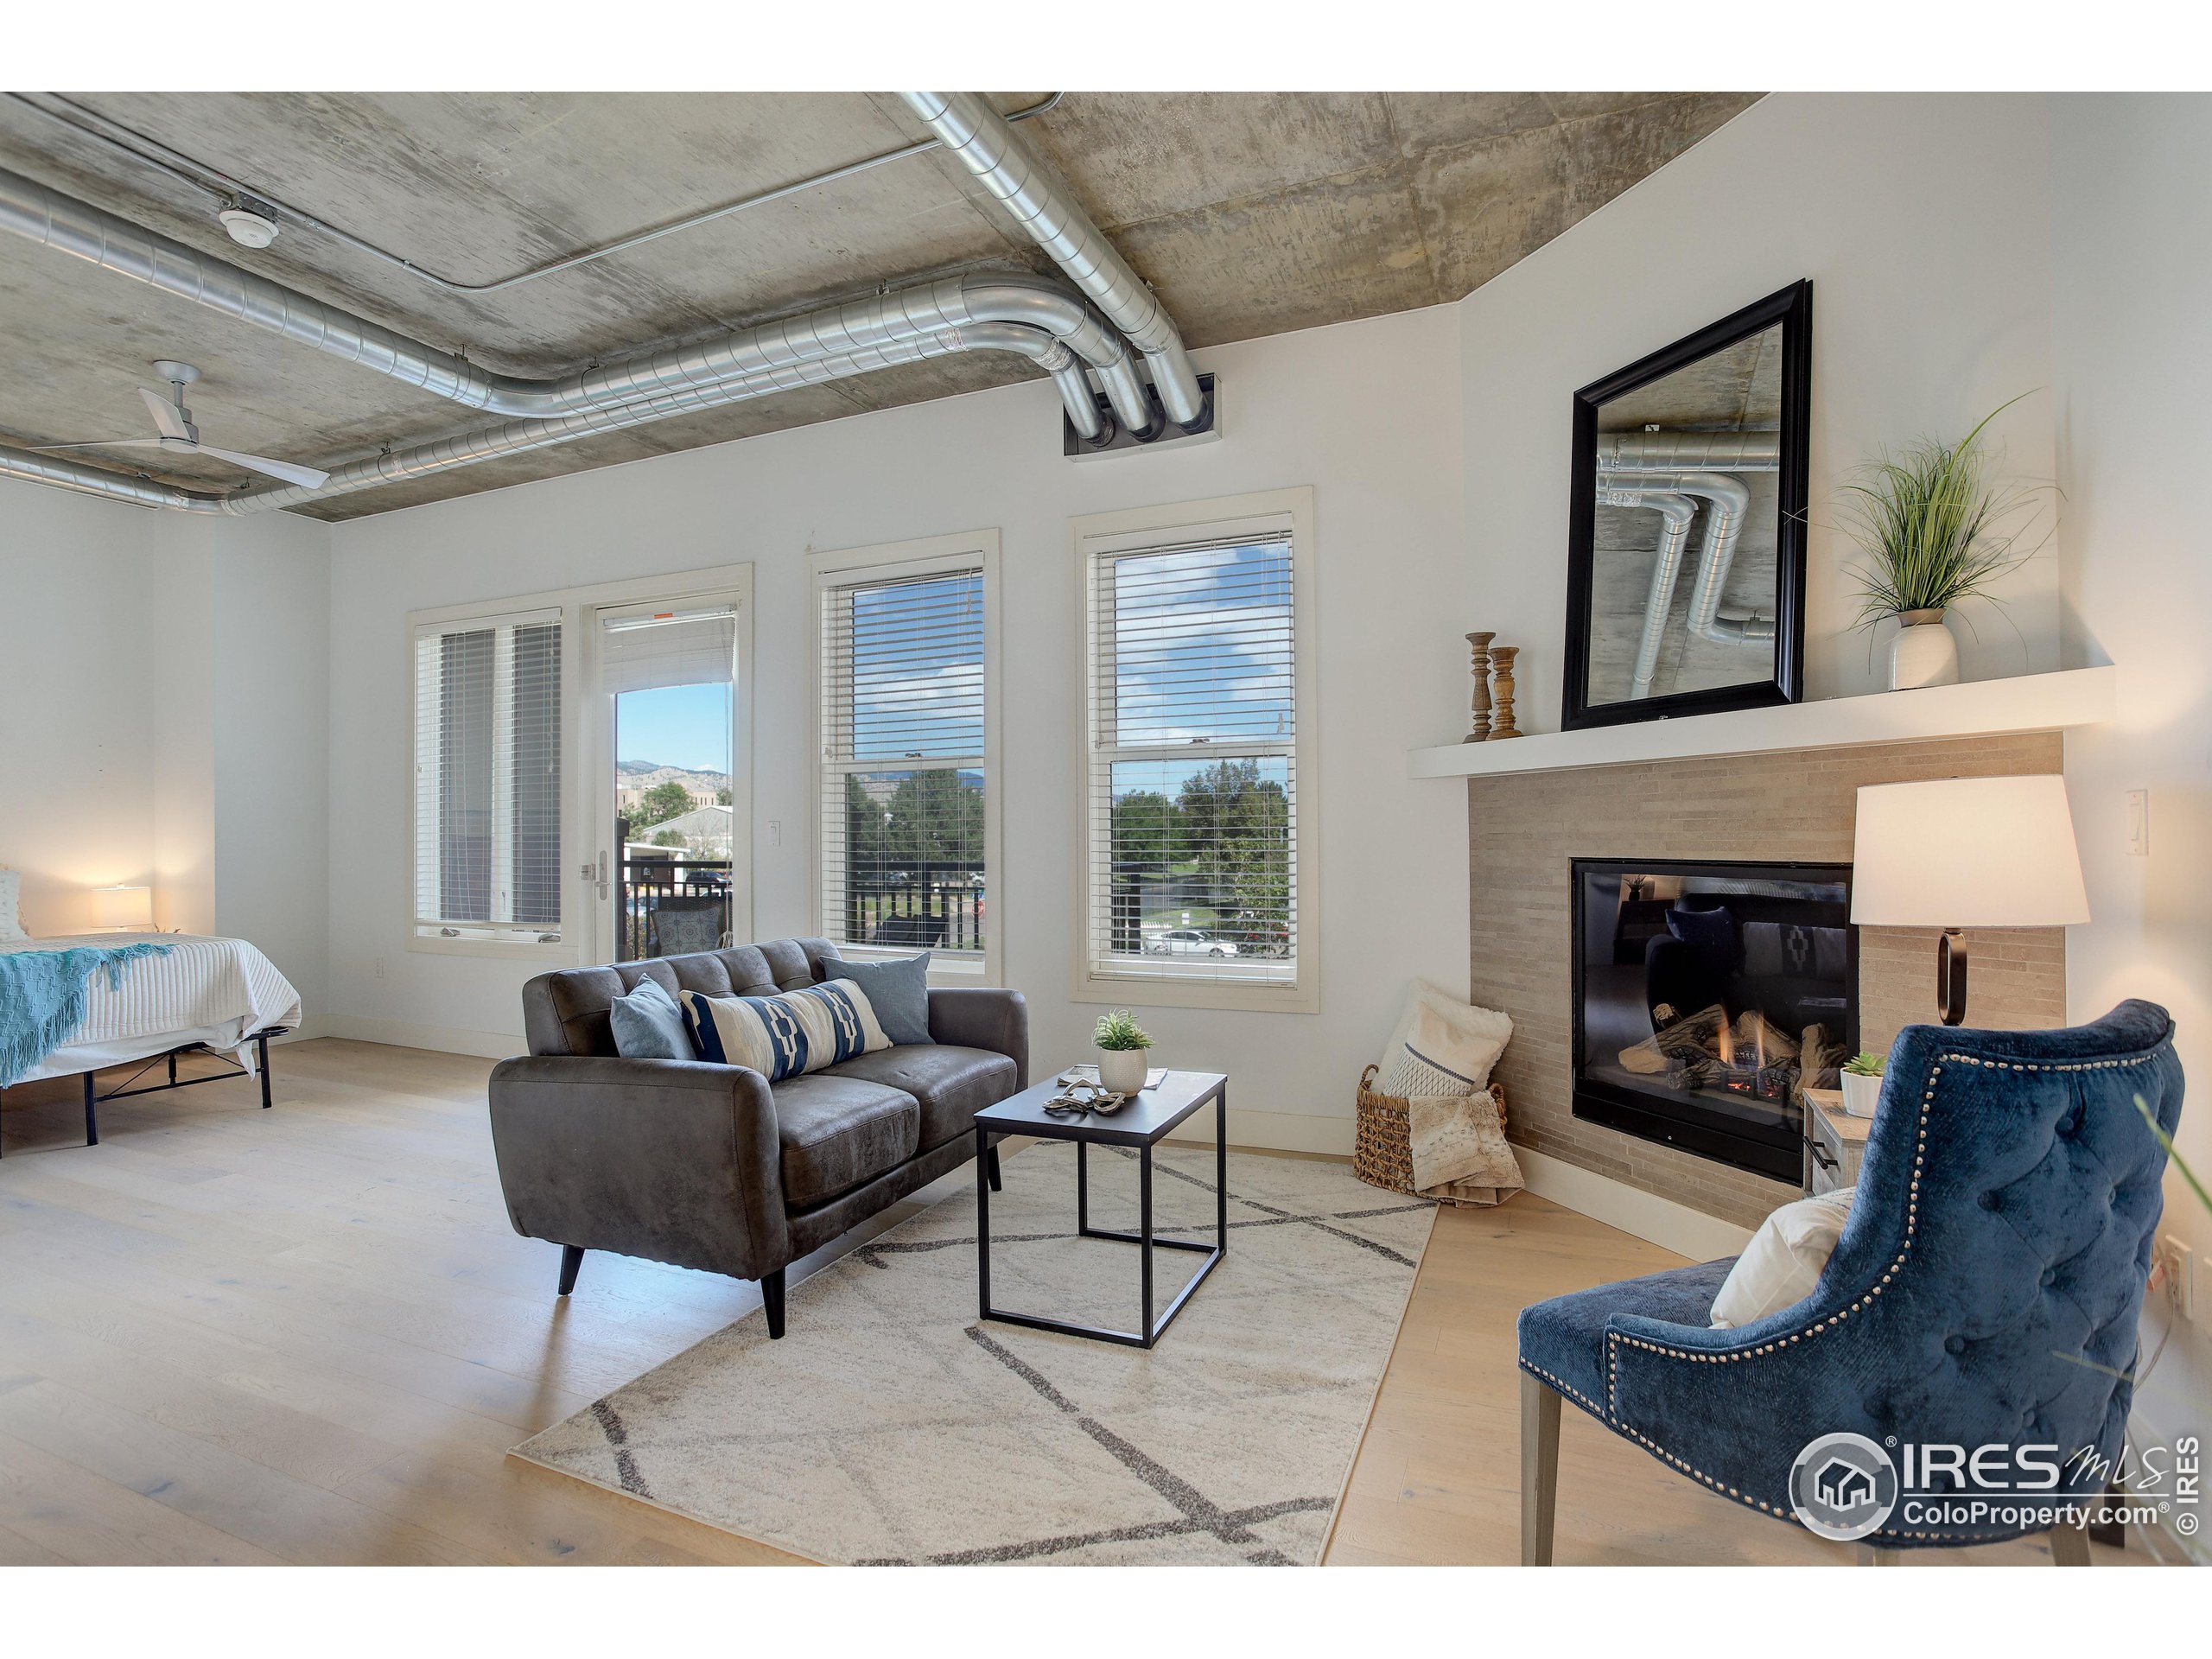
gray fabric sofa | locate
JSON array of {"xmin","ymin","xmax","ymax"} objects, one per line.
[{"xmin": 487, "ymin": 937, "xmax": 1027, "ymax": 1338}]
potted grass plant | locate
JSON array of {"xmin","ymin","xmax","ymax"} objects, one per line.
[
  {"xmin": 1843, "ymin": 400, "xmax": 2044, "ymax": 690},
  {"xmin": 1093, "ymin": 1008, "xmax": 1154, "ymax": 1095}
]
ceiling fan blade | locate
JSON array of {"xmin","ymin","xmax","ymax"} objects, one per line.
[
  {"xmin": 192, "ymin": 443, "xmax": 331, "ymax": 490},
  {"xmin": 140, "ymin": 385, "xmax": 191, "ymax": 440},
  {"xmin": 30, "ymin": 438, "xmax": 167, "ymax": 454}
]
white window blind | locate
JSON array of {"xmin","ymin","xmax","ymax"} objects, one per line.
[
  {"xmin": 599, "ymin": 604, "xmax": 739, "ymax": 695},
  {"xmin": 817, "ymin": 566, "xmax": 988, "ymax": 959},
  {"xmin": 1084, "ymin": 532, "xmax": 1298, "ymax": 988},
  {"xmin": 412, "ymin": 611, "xmax": 563, "ymax": 940}
]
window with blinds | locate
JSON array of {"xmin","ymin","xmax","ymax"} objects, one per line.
[
  {"xmin": 1077, "ymin": 495, "xmax": 1313, "ymax": 1008},
  {"xmin": 817, "ymin": 562, "xmax": 988, "ymax": 963},
  {"xmin": 412, "ymin": 611, "xmax": 563, "ymax": 942}
]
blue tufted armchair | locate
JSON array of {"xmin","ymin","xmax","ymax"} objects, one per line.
[{"xmin": 1517, "ymin": 1001, "xmax": 2183, "ymax": 1564}]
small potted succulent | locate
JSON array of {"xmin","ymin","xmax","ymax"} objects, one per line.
[
  {"xmin": 1841, "ymin": 1051, "xmax": 1885, "ymax": 1119},
  {"xmin": 1093, "ymin": 1008, "xmax": 1154, "ymax": 1096}
]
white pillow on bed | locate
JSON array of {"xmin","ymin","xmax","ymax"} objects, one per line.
[
  {"xmin": 0, "ymin": 867, "xmax": 26, "ymax": 944},
  {"xmin": 1709, "ymin": 1186, "xmax": 1855, "ymax": 1328}
]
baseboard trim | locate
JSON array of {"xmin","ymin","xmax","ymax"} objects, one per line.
[
  {"xmin": 1512, "ymin": 1146, "xmax": 1755, "ymax": 1261},
  {"xmin": 317, "ymin": 1014, "xmax": 521, "ymax": 1061}
]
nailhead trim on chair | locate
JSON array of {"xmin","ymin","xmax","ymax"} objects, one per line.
[{"xmin": 1586, "ymin": 1044, "xmax": 2170, "ymax": 1544}]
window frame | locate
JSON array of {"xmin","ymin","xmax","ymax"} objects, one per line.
[
  {"xmin": 1069, "ymin": 487, "xmax": 1319, "ymax": 1014},
  {"xmin": 406, "ymin": 563, "xmax": 755, "ymax": 964},
  {"xmin": 807, "ymin": 530, "xmax": 1003, "ymax": 988}
]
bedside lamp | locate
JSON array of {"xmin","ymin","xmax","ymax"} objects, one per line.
[
  {"xmin": 91, "ymin": 885, "xmax": 154, "ymax": 933},
  {"xmin": 1851, "ymin": 776, "xmax": 2088, "ymax": 1026}
]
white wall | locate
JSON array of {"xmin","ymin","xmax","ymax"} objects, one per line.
[
  {"xmin": 1456, "ymin": 93, "xmax": 2060, "ymax": 733},
  {"xmin": 323, "ymin": 304, "xmax": 1471, "ymax": 1147},
  {"xmin": 1, "ymin": 476, "xmax": 193, "ymax": 933},
  {"xmin": 0, "ymin": 474, "xmax": 330, "ymax": 1011},
  {"xmin": 2050, "ymin": 92, "xmax": 2212, "ymax": 1544}
]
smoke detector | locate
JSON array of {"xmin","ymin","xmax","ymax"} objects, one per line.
[{"xmin": 218, "ymin": 197, "xmax": 280, "ymax": 250}]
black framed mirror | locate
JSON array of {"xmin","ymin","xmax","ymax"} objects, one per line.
[{"xmin": 1563, "ymin": 280, "xmax": 1811, "ymax": 730}]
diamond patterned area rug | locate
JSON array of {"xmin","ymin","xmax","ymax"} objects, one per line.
[{"xmin": 512, "ymin": 1141, "xmax": 1435, "ymax": 1564}]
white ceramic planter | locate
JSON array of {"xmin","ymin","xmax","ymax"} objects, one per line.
[
  {"xmin": 1840, "ymin": 1069, "xmax": 1884, "ymax": 1118},
  {"xmin": 1889, "ymin": 608, "xmax": 1961, "ymax": 690},
  {"xmin": 1097, "ymin": 1047, "xmax": 1152, "ymax": 1094}
]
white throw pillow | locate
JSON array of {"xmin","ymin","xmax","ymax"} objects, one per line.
[
  {"xmin": 0, "ymin": 867, "xmax": 26, "ymax": 944},
  {"xmin": 1375, "ymin": 980, "xmax": 1513, "ymax": 1098},
  {"xmin": 1709, "ymin": 1186, "xmax": 1856, "ymax": 1329}
]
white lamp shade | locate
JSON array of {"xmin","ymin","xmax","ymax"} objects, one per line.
[
  {"xmin": 92, "ymin": 885, "xmax": 154, "ymax": 931},
  {"xmin": 1851, "ymin": 776, "xmax": 2089, "ymax": 928}
]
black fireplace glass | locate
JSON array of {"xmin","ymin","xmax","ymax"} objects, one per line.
[{"xmin": 1571, "ymin": 858, "xmax": 1856, "ymax": 1182}]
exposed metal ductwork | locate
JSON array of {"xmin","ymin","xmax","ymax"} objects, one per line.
[
  {"xmin": 1592, "ymin": 429, "xmax": 1781, "ymax": 473},
  {"xmin": 6, "ymin": 90, "xmax": 1070, "ymax": 298},
  {"xmin": 1595, "ymin": 485, "xmax": 1699, "ymax": 698},
  {"xmin": 0, "ymin": 92, "xmax": 1219, "ymax": 513},
  {"xmin": 901, "ymin": 92, "xmax": 1206, "ymax": 432},
  {"xmin": 1599, "ymin": 464, "xmax": 1774, "ymax": 697},
  {"xmin": 0, "ymin": 162, "xmax": 1148, "ymax": 435},
  {"xmin": 0, "ymin": 319, "xmax": 1088, "ymax": 514}
]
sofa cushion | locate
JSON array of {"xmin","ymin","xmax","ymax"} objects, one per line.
[
  {"xmin": 820, "ymin": 952, "xmax": 933, "ymax": 1046},
  {"xmin": 823, "ymin": 1044, "xmax": 1019, "ymax": 1150},
  {"xmin": 772, "ymin": 1074, "xmax": 920, "ymax": 1209},
  {"xmin": 608, "ymin": 976, "xmax": 692, "ymax": 1060},
  {"xmin": 681, "ymin": 981, "xmax": 892, "ymax": 1082},
  {"xmin": 522, "ymin": 938, "xmax": 840, "ymax": 1058}
]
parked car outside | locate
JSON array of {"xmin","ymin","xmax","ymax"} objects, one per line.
[{"xmin": 1144, "ymin": 927, "xmax": 1238, "ymax": 958}]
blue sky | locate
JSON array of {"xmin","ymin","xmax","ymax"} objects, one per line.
[
  {"xmin": 617, "ymin": 682, "xmax": 732, "ymax": 772},
  {"xmin": 614, "ymin": 543, "xmax": 1290, "ymax": 782}
]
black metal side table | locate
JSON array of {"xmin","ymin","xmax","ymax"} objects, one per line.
[{"xmin": 973, "ymin": 1070, "xmax": 1229, "ymax": 1349}]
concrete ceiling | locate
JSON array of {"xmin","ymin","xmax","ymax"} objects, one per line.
[{"xmin": 0, "ymin": 91, "xmax": 1759, "ymax": 520}]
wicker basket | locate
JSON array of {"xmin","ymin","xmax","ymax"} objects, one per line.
[{"xmin": 1354, "ymin": 1064, "xmax": 1510, "ymax": 1205}]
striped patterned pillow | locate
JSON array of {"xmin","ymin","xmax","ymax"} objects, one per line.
[{"xmin": 679, "ymin": 981, "xmax": 892, "ymax": 1081}]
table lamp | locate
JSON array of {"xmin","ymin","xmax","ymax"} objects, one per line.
[
  {"xmin": 91, "ymin": 884, "xmax": 154, "ymax": 933},
  {"xmin": 1851, "ymin": 776, "xmax": 2088, "ymax": 1026}
]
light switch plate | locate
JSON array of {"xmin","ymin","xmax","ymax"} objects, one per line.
[{"xmin": 2127, "ymin": 789, "xmax": 2150, "ymax": 856}]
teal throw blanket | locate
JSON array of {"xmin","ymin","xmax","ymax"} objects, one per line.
[{"xmin": 0, "ymin": 943, "xmax": 175, "ymax": 1088}]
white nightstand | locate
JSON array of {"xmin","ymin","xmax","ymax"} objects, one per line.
[{"xmin": 1802, "ymin": 1087, "xmax": 1872, "ymax": 1196}]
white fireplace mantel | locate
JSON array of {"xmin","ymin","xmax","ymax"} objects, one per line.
[{"xmin": 1408, "ymin": 666, "xmax": 2115, "ymax": 780}]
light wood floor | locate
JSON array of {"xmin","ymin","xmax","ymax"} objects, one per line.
[{"xmin": 0, "ymin": 1039, "xmax": 2128, "ymax": 1567}]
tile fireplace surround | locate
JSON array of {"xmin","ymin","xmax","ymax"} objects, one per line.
[{"xmin": 1470, "ymin": 730, "xmax": 2065, "ymax": 1228}]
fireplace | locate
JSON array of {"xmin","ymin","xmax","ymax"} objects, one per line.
[{"xmin": 1570, "ymin": 858, "xmax": 1856, "ymax": 1181}]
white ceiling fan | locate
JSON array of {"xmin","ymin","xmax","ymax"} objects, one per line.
[{"xmin": 35, "ymin": 360, "xmax": 330, "ymax": 490}]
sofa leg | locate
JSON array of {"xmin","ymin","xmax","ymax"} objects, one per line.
[
  {"xmin": 986, "ymin": 1144, "xmax": 1002, "ymax": 1192},
  {"xmin": 1857, "ymin": 1544, "xmax": 1901, "ymax": 1566},
  {"xmin": 556, "ymin": 1244, "xmax": 584, "ymax": 1297},
  {"xmin": 2048, "ymin": 1520, "xmax": 2092, "ymax": 1567},
  {"xmin": 761, "ymin": 1267, "xmax": 786, "ymax": 1339},
  {"xmin": 1520, "ymin": 1371, "xmax": 1560, "ymax": 1566}
]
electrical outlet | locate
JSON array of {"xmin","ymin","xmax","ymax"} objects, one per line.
[
  {"xmin": 2126, "ymin": 789, "xmax": 2150, "ymax": 856},
  {"xmin": 372, "ymin": 956, "xmax": 385, "ymax": 980},
  {"xmin": 2156, "ymin": 1233, "xmax": 2196, "ymax": 1321}
]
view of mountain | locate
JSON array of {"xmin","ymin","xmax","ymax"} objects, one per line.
[{"xmin": 615, "ymin": 760, "xmax": 730, "ymax": 793}]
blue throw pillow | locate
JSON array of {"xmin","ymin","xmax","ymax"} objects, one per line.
[
  {"xmin": 821, "ymin": 952, "xmax": 933, "ymax": 1046},
  {"xmin": 609, "ymin": 975, "xmax": 694, "ymax": 1060}
]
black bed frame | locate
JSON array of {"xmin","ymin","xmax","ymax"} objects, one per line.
[{"xmin": 0, "ymin": 1027, "xmax": 285, "ymax": 1156}]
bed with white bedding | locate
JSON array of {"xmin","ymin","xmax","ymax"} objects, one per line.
[{"xmin": 0, "ymin": 933, "xmax": 302, "ymax": 1147}]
